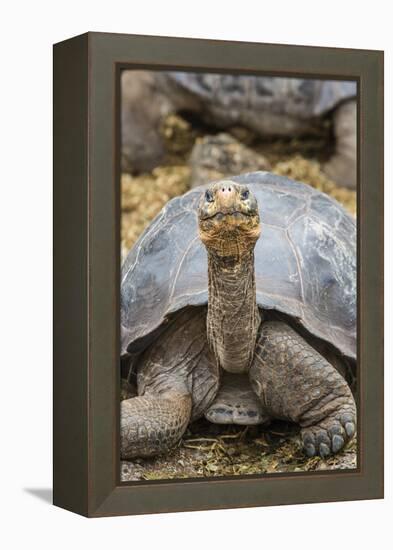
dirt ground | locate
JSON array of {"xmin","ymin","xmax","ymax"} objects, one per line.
[
  {"xmin": 121, "ymin": 420, "xmax": 357, "ymax": 482},
  {"xmin": 120, "ymin": 113, "xmax": 357, "ymax": 481}
]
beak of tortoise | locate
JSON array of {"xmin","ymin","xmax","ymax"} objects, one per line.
[{"xmin": 198, "ymin": 181, "xmax": 260, "ymax": 233}]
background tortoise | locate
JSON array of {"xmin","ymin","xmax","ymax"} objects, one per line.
[
  {"xmin": 120, "ymin": 172, "xmax": 356, "ymax": 460},
  {"xmin": 121, "ymin": 72, "xmax": 357, "ymax": 188}
]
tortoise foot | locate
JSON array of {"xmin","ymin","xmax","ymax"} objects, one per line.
[
  {"xmin": 301, "ymin": 407, "xmax": 356, "ymax": 458},
  {"xmin": 120, "ymin": 392, "xmax": 192, "ymax": 459}
]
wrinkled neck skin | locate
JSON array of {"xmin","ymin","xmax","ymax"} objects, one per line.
[{"xmin": 207, "ymin": 247, "xmax": 261, "ymax": 373}]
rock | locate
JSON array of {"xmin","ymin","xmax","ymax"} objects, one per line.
[{"xmin": 190, "ymin": 133, "xmax": 271, "ymax": 188}]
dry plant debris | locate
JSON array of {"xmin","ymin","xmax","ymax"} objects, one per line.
[{"xmin": 121, "ymin": 420, "xmax": 357, "ymax": 481}]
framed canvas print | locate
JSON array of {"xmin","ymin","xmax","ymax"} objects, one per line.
[{"xmin": 53, "ymin": 32, "xmax": 384, "ymax": 517}]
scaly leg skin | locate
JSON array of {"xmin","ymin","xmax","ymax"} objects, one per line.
[
  {"xmin": 121, "ymin": 308, "xmax": 219, "ymax": 460},
  {"xmin": 250, "ymin": 321, "xmax": 356, "ymax": 458},
  {"xmin": 120, "ymin": 391, "xmax": 192, "ymax": 459}
]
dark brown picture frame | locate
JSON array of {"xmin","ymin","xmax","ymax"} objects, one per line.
[{"xmin": 53, "ymin": 32, "xmax": 384, "ymax": 517}]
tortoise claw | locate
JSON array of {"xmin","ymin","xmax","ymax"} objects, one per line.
[
  {"xmin": 332, "ymin": 434, "xmax": 345, "ymax": 453},
  {"xmin": 304, "ymin": 443, "xmax": 316, "ymax": 457},
  {"xmin": 319, "ymin": 442, "xmax": 331, "ymax": 458},
  {"xmin": 345, "ymin": 422, "xmax": 355, "ymax": 438}
]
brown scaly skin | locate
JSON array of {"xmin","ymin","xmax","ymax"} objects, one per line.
[
  {"xmin": 250, "ymin": 322, "xmax": 356, "ymax": 458},
  {"xmin": 199, "ymin": 181, "xmax": 261, "ymax": 374},
  {"xmin": 206, "ymin": 252, "xmax": 260, "ymax": 374},
  {"xmin": 120, "ymin": 180, "xmax": 356, "ymax": 459},
  {"xmin": 121, "ymin": 392, "xmax": 192, "ymax": 458},
  {"xmin": 121, "ymin": 308, "xmax": 219, "ymax": 460}
]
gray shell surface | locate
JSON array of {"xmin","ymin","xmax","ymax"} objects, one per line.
[
  {"xmin": 121, "ymin": 173, "xmax": 356, "ymax": 360},
  {"xmin": 165, "ymin": 73, "xmax": 357, "ymax": 119}
]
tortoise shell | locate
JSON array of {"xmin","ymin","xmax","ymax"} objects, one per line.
[
  {"xmin": 164, "ymin": 73, "xmax": 357, "ymax": 119},
  {"xmin": 121, "ymin": 172, "xmax": 356, "ymax": 360}
]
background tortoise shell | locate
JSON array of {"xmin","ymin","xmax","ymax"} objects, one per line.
[
  {"xmin": 121, "ymin": 172, "xmax": 356, "ymax": 361},
  {"xmin": 162, "ymin": 73, "xmax": 357, "ymax": 120}
]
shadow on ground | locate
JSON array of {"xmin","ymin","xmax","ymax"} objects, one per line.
[{"xmin": 24, "ymin": 488, "xmax": 52, "ymax": 504}]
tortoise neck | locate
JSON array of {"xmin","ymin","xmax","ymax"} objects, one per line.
[{"xmin": 206, "ymin": 250, "xmax": 261, "ymax": 373}]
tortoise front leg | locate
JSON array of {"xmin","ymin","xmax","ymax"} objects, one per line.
[
  {"xmin": 121, "ymin": 391, "xmax": 192, "ymax": 459},
  {"xmin": 249, "ymin": 321, "xmax": 356, "ymax": 458}
]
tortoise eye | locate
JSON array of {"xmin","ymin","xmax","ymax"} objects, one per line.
[
  {"xmin": 241, "ymin": 189, "xmax": 249, "ymax": 200},
  {"xmin": 205, "ymin": 190, "xmax": 214, "ymax": 203}
]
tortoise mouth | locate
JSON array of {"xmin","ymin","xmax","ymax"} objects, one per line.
[{"xmin": 199, "ymin": 210, "xmax": 256, "ymax": 221}]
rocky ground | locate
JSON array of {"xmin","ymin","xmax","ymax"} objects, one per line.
[{"xmin": 120, "ymin": 113, "xmax": 357, "ymax": 481}]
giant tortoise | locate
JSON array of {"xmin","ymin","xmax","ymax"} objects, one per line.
[
  {"xmin": 120, "ymin": 172, "xmax": 357, "ymax": 460},
  {"xmin": 121, "ymin": 72, "xmax": 357, "ymax": 188}
]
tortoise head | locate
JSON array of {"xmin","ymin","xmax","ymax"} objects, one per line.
[{"xmin": 198, "ymin": 181, "xmax": 261, "ymax": 257}]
